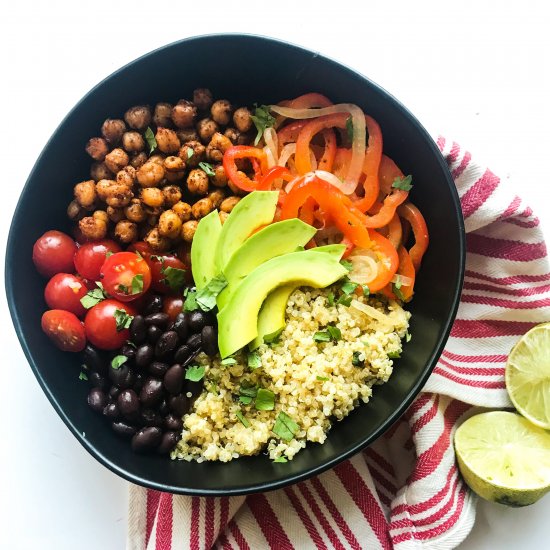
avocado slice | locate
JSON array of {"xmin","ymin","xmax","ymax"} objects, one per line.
[
  {"xmin": 217, "ymin": 248, "xmax": 347, "ymax": 358},
  {"xmin": 215, "ymin": 191, "xmax": 279, "ymax": 272},
  {"xmin": 217, "ymin": 219, "xmax": 317, "ymax": 309},
  {"xmin": 249, "ymin": 244, "xmax": 347, "ymax": 349},
  {"xmin": 191, "ymin": 210, "xmax": 223, "ymax": 289}
]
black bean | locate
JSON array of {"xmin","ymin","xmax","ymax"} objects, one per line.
[
  {"xmin": 103, "ymin": 402, "xmax": 119, "ymax": 419},
  {"xmin": 83, "ymin": 345, "xmax": 106, "ymax": 374},
  {"xmin": 134, "ymin": 372, "xmax": 145, "ymax": 393},
  {"xmin": 158, "ymin": 399, "xmax": 170, "ymax": 417},
  {"xmin": 147, "ymin": 325, "xmax": 163, "ymax": 344},
  {"xmin": 129, "ymin": 315, "xmax": 147, "ymax": 344},
  {"xmin": 118, "ymin": 389, "xmax": 140, "ymax": 418},
  {"xmin": 174, "ymin": 344, "xmax": 192, "ymax": 363},
  {"xmin": 89, "ymin": 371, "xmax": 108, "ymax": 391},
  {"xmin": 108, "ymin": 386, "xmax": 121, "ymax": 400},
  {"xmin": 108, "ymin": 363, "xmax": 135, "ymax": 389},
  {"xmin": 185, "ymin": 379, "xmax": 204, "ymax": 398},
  {"xmin": 144, "ymin": 312, "xmax": 170, "ymax": 328},
  {"xmin": 182, "ymin": 348, "xmax": 202, "ymax": 368},
  {"xmin": 140, "ymin": 409, "xmax": 163, "ymax": 428},
  {"xmin": 131, "ymin": 427, "xmax": 162, "ymax": 453},
  {"xmin": 157, "ymin": 431, "xmax": 180, "ymax": 454},
  {"xmin": 87, "ymin": 388, "xmax": 107, "ymax": 413},
  {"xmin": 163, "ymin": 364, "xmax": 185, "ymax": 394},
  {"xmin": 135, "ymin": 344, "xmax": 154, "ymax": 368},
  {"xmin": 201, "ymin": 326, "xmax": 217, "ymax": 357},
  {"xmin": 169, "ymin": 393, "xmax": 190, "ymax": 415},
  {"xmin": 121, "ymin": 343, "xmax": 136, "ymax": 363},
  {"xmin": 172, "ymin": 312, "xmax": 189, "ymax": 340},
  {"xmin": 112, "ymin": 421, "xmax": 137, "ymax": 438},
  {"xmin": 142, "ymin": 294, "xmax": 163, "ymax": 315},
  {"xmin": 164, "ymin": 413, "xmax": 183, "ymax": 431},
  {"xmin": 186, "ymin": 333, "xmax": 202, "ymax": 350},
  {"xmin": 188, "ymin": 310, "xmax": 209, "ymax": 332},
  {"xmin": 155, "ymin": 331, "xmax": 179, "ymax": 358},
  {"xmin": 140, "ymin": 378, "xmax": 164, "ymax": 407},
  {"xmin": 148, "ymin": 361, "xmax": 169, "ymax": 377}
]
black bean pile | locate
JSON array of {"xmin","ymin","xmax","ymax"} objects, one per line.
[{"xmin": 82, "ymin": 293, "xmax": 217, "ymax": 454}]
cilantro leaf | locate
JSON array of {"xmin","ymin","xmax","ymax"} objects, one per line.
[
  {"xmin": 313, "ymin": 330, "xmax": 331, "ymax": 342},
  {"xmin": 327, "ymin": 291, "xmax": 335, "ymax": 307},
  {"xmin": 263, "ymin": 327, "xmax": 283, "ymax": 344},
  {"xmin": 316, "ymin": 376, "xmax": 329, "ymax": 381},
  {"xmin": 251, "ymin": 104, "xmax": 276, "ymax": 146},
  {"xmin": 341, "ymin": 280, "xmax": 359, "ymax": 295},
  {"xmin": 184, "ymin": 289, "xmax": 199, "ymax": 311},
  {"xmin": 79, "ymin": 371, "xmax": 89, "ymax": 381},
  {"xmin": 388, "ymin": 351, "xmax": 401, "ymax": 359},
  {"xmin": 406, "ymin": 332, "xmax": 412, "ymax": 343},
  {"xmin": 314, "ymin": 324, "xmax": 341, "ymax": 342},
  {"xmin": 362, "ymin": 284, "xmax": 370, "ymax": 296},
  {"xmin": 239, "ymin": 386, "xmax": 258, "ymax": 399},
  {"xmin": 392, "ymin": 175, "xmax": 413, "ymax": 191},
  {"xmin": 273, "ymin": 456, "xmax": 288, "ymax": 463},
  {"xmin": 239, "ymin": 395, "xmax": 253, "ymax": 405},
  {"xmin": 340, "ymin": 259, "xmax": 353, "ymax": 271},
  {"xmin": 247, "ymin": 351, "xmax": 261, "ymax": 370},
  {"xmin": 272, "ymin": 411, "xmax": 299, "ymax": 441},
  {"xmin": 114, "ymin": 308, "xmax": 134, "ymax": 332},
  {"xmin": 235, "ymin": 410, "xmax": 250, "ymax": 428},
  {"xmin": 80, "ymin": 285, "xmax": 106, "ymax": 309},
  {"xmin": 336, "ymin": 294, "xmax": 353, "ymax": 307},
  {"xmin": 346, "ymin": 116, "xmax": 354, "ymax": 141},
  {"xmin": 162, "ymin": 266, "xmax": 186, "ymax": 292},
  {"xmin": 105, "ymin": 250, "xmax": 113, "ymax": 259},
  {"xmin": 255, "ymin": 388, "xmax": 275, "ymax": 411},
  {"xmin": 327, "ymin": 325, "xmax": 342, "ymax": 341},
  {"xmin": 394, "ymin": 275, "xmax": 403, "ymax": 289},
  {"xmin": 199, "ymin": 161, "xmax": 215, "ymax": 176},
  {"xmin": 144, "ymin": 127, "xmax": 157, "ymax": 154},
  {"xmin": 185, "ymin": 365, "xmax": 206, "ymax": 382},
  {"xmin": 195, "ymin": 274, "xmax": 228, "ymax": 311},
  {"xmin": 131, "ymin": 274, "xmax": 144, "ymax": 295},
  {"xmin": 111, "ymin": 355, "xmax": 128, "ymax": 369},
  {"xmin": 187, "ymin": 147, "xmax": 194, "ymax": 160},
  {"xmin": 393, "ymin": 284, "xmax": 406, "ymax": 301},
  {"xmin": 352, "ymin": 351, "xmax": 365, "ymax": 367},
  {"xmin": 221, "ymin": 357, "xmax": 237, "ymax": 366}
]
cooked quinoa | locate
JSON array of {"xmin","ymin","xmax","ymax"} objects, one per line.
[{"xmin": 172, "ymin": 287, "xmax": 410, "ymax": 462}]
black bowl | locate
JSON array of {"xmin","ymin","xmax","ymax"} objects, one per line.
[{"xmin": 5, "ymin": 34, "xmax": 464, "ymax": 495}]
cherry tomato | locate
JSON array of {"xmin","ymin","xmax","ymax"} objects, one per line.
[
  {"xmin": 72, "ymin": 225, "xmax": 90, "ymax": 245},
  {"xmin": 127, "ymin": 241, "xmax": 152, "ymax": 259},
  {"xmin": 163, "ymin": 295, "xmax": 184, "ymax": 321},
  {"xmin": 33, "ymin": 230, "xmax": 77, "ymax": 278},
  {"xmin": 41, "ymin": 309, "xmax": 86, "ymax": 352},
  {"xmin": 44, "ymin": 273, "xmax": 88, "ymax": 317},
  {"xmin": 100, "ymin": 251, "xmax": 152, "ymax": 302},
  {"xmin": 84, "ymin": 299, "xmax": 136, "ymax": 350},
  {"xmin": 74, "ymin": 239, "xmax": 121, "ymax": 281},
  {"xmin": 146, "ymin": 253, "xmax": 189, "ymax": 294}
]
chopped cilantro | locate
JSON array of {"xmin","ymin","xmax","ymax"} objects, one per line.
[
  {"xmin": 352, "ymin": 351, "xmax": 365, "ymax": 367},
  {"xmin": 394, "ymin": 275, "xmax": 403, "ymax": 289},
  {"xmin": 247, "ymin": 350, "xmax": 261, "ymax": 370},
  {"xmin": 80, "ymin": 284, "xmax": 106, "ymax": 309},
  {"xmin": 255, "ymin": 388, "xmax": 275, "ymax": 411},
  {"xmin": 111, "ymin": 355, "xmax": 128, "ymax": 370},
  {"xmin": 209, "ymin": 381, "xmax": 219, "ymax": 395},
  {"xmin": 272, "ymin": 411, "xmax": 299, "ymax": 441},
  {"xmin": 263, "ymin": 327, "xmax": 283, "ymax": 344},
  {"xmin": 388, "ymin": 351, "xmax": 401, "ymax": 359},
  {"xmin": 327, "ymin": 291, "xmax": 335, "ymax": 307},
  {"xmin": 235, "ymin": 410, "xmax": 250, "ymax": 428},
  {"xmin": 78, "ymin": 371, "xmax": 88, "ymax": 381},
  {"xmin": 239, "ymin": 395, "xmax": 253, "ymax": 405},
  {"xmin": 340, "ymin": 259, "xmax": 353, "ymax": 271},
  {"xmin": 362, "ymin": 284, "xmax": 370, "ymax": 296},
  {"xmin": 405, "ymin": 332, "xmax": 412, "ymax": 343},
  {"xmin": 239, "ymin": 386, "xmax": 258, "ymax": 399},
  {"xmin": 392, "ymin": 175, "xmax": 413, "ymax": 191},
  {"xmin": 341, "ymin": 280, "xmax": 358, "ymax": 295},
  {"xmin": 131, "ymin": 274, "xmax": 144, "ymax": 295},
  {"xmin": 114, "ymin": 309, "xmax": 133, "ymax": 332},
  {"xmin": 314, "ymin": 324, "xmax": 341, "ymax": 342},
  {"xmin": 144, "ymin": 127, "xmax": 157, "ymax": 154},
  {"xmin": 118, "ymin": 283, "xmax": 129, "ymax": 294},
  {"xmin": 185, "ymin": 365, "xmax": 206, "ymax": 381},
  {"xmin": 195, "ymin": 274, "xmax": 228, "ymax": 311},
  {"xmin": 199, "ymin": 161, "xmax": 215, "ymax": 176},
  {"xmin": 327, "ymin": 325, "xmax": 342, "ymax": 340},
  {"xmin": 313, "ymin": 330, "xmax": 331, "ymax": 343},
  {"xmin": 273, "ymin": 456, "xmax": 288, "ymax": 463},
  {"xmin": 251, "ymin": 104, "xmax": 276, "ymax": 146},
  {"xmin": 336, "ymin": 294, "xmax": 353, "ymax": 307},
  {"xmin": 184, "ymin": 289, "xmax": 199, "ymax": 311},
  {"xmin": 393, "ymin": 284, "xmax": 406, "ymax": 301},
  {"xmin": 316, "ymin": 376, "xmax": 329, "ymax": 381},
  {"xmin": 162, "ymin": 266, "xmax": 186, "ymax": 292},
  {"xmin": 221, "ymin": 357, "xmax": 237, "ymax": 366},
  {"xmin": 105, "ymin": 250, "xmax": 113, "ymax": 259},
  {"xmin": 187, "ymin": 147, "xmax": 194, "ymax": 160}
]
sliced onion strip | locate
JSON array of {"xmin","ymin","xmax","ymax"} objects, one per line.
[
  {"xmin": 391, "ymin": 274, "xmax": 414, "ymax": 287},
  {"xmin": 350, "ymin": 299, "xmax": 393, "ymax": 325},
  {"xmin": 263, "ymin": 127, "xmax": 279, "ymax": 164}
]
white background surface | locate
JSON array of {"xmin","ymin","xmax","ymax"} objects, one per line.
[{"xmin": 1, "ymin": 1, "xmax": 549, "ymax": 548}]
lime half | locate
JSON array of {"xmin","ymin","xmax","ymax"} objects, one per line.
[
  {"xmin": 505, "ymin": 322, "xmax": 550, "ymax": 429},
  {"xmin": 454, "ymin": 411, "xmax": 550, "ymax": 506}
]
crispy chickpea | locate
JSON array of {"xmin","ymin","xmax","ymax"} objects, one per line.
[
  {"xmin": 137, "ymin": 161, "xmax": 165, "ymax": 187},
  {"xmin": 158, "ymin": 210, "xmax": 183, "ymax": 239},
  {"xmin": 144, "ymin": 227, "xmax": 171, "ymax": 252},
  {"xmin": 141, "ymin": 187, "xmax": 164, "ymax": 208},
  {"xmin": 227, "ymin": 175, "xmax": 247, "ymax": 196},
  {"xmin": 153, "ymin": 102, "xmax": 173, "ymax": 127},
  {"xmin": 172, "ymin": 100, "xmax": 197, "ymax": 128},
  {"xmin": 124, "ymin": 199, "xmax": 147, "ymax": 223},
  {"xmin": 104, "ymin": 148, "xmax": 129, "ymax": 174},
  {"xmin": 212, "ymin": 164, "xmax": 227, "ymax": 188},
  {"xmin": 232, "ymin": 107, "xmax": 253, "ymax": 132},
  {"xmin": 96, "ymin": 179, "xmax": 133, "ymax": 208},
  {"xmin": 191, "ymin": 197, "xmax": 213, "ymax": 219},
  {"xmin": 178, "ymin": 140, "xmax": 205, "ymax": 167},
  {"xmin": 122, "ymin": 131, "xmax": 145, "ymax": 153},
  {"xmin": 208, "ymin": 189, "xmax": 225, "ymax": 208},
  {"xmin": 172, "ymin": 201, "xmax": 192, "ymax": 222},
  {"xmin": 197, "ymin": 118, "xmax": 219, "ymax": 143},
  {"xmin": 107, "ymin": 206, "xmax": 126, "ymax": 223},
  {"xmin": 130, "ymin": 151, "xmax": 148, "ymax": 169},
  {"xmin": 144, "ymin": 205, "xmax": 163, "ymax": 217},
  {"xmin": 74, "ymin": 179, "xmax": 97, "ymax": 208},
  {"xmin": 219, "ymin": 211, "xmax": 229, "ymax": 224},
  {"xmin": 237, "ymin": 131, "xmax": 254, "ymax": 146},
  {"xmin": 193, "ymin": 88, "xmax": 213, "ymax": 111},
  {"xmin": 85, "ymin": 137, "xmax": 109, "ymax": 161},
  {"xmin": 176, "ymin": 128, "xmax": 199, "ymax": 143},
  {"xmin": 224, "ymin": 127, "xmax": 240, "ymax": 144},
  {"xmin": 116, "ymin": 165, "xmax": 136, "ymax": 187},
  {"xmin": 165, "ymin": 171, "xmax": 185, "ymax": 183},
  {"xmin": 146, "ymin": 214, "xmax": 159, "ymax": 228},
  {"xmin": 114, "ymin": 220, "xmax": 138, "ymax": 244},
  {"xmin": 67, "ymin": 200, "xmax": 84, "ymax": 221},
  {"xmin": 211, "ymin": 99, "xmax": 232, "ymax": 126},
  {"xmin": 220, "ymin": 196, "xmax": 241, "ymax": 213},
  {"xmin": 148, "ymin": 154, "xmax": 166, "ymax": 166},
  {"xmin": 206, "ymin": 132, "xmax": 232, "ymax": 163},
  {"xmin": 101, "ymin": 118, "xmax": 126, "ymax": 144},
  {"xmin": 155, "ymin": 127, "xmax": 181, "ymax": 154},
  {"xmin": 187, "ymin": 169, "xmax": 209, "ymax": 195},
  {"xmin": 93, "ymin": 210, "xmax": 109, "ymax": 224},
  {"xmin": 164, "ymin": 156, "xmax": 185, "ymax": 173},
  {"xmin": 181, "ymin": 220, "xmax": 198, "ymax": 242},
  {"xmin": 124, "ymin": 105, "xmax": 152, "ymax": 130},
  {"xmin": 90, "ymin": 162, "xmax": 112, "ymax": 182},
  {"xmin": 79, "ymin": 216, "xmax": 107, "ymax": 240},
  {"xmin": 162, "ymin": 185, "xmax": 182, "ymax": 206}
]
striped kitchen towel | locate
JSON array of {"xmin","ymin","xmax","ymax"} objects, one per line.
[{"xmin": 127, "ymin": 138, "xmax": 550, "ymax": 550}]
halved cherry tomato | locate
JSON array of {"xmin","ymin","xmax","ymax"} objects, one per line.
[
  {"xmin": 163, "ymin": 295, "xmax": 184, "ymax": 322},
  {"xmin": 127, "ymin": 240, "xmax": 153, "ymax": 259},
  {"xmin": 100, "ymin": 251, "xmax": 151, "ymax": 302},
  {"xmin": 84, "ymin": 299, "xmax": 136, "ymax": 350},
  {"xmin": 146, "ymin": 253, "xmax": 189, "ymax": 294},
  {"xmin": 74, "ymin": 239, "xmax": 121, "ymax": 281},
  {"xmin": 33, "ymin": 230, "xmax": 77, "ymax": 278},
  {"xmin": 41, "ymin": 309, "xmax": 86, "ymax": 352},
  {"xmin": 44, "ymin": 273, "xmax": 88, "ymax": 317}
]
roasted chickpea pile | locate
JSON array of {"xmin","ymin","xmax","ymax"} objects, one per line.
[{"xmin": 71, "ymin": 89, "xmax": 253, "ymax": 250}]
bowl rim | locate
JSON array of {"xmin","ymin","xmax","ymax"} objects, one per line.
[{"xmin": 5, "ymin": 32, "xmax": 465, "ymax": 496}]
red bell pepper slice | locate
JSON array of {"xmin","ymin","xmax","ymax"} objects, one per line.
[
  {"xmin": 222, "ymin": 146, "xmax": 268, "ymax": 192},
  {"xmin": 397, "ymin": 202, "xmax": 429, "ymax": 270}
]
